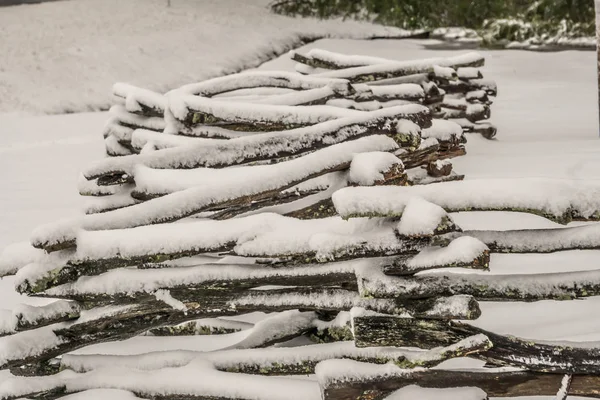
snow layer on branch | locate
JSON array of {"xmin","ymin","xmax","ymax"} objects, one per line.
[
  {"xmin": 112, "ymin": 83, "xmax": 166, "ymax": 114},
  {"xmin": 62, "ymin": 389, "xmax": 145, "ymax": 400},
  {"xmin": 175, "ymin": 70, "xmax": 353, "ymax": 98},
  {"xmin": 104, "ymin": 135, "xmax": 132, "ymax": 156},
  {"xmin": 314, "ymin": 52, "xmax": 484, "ymax": 80},
  {"xmin": 384, "ymin": 385, "xmax": 487, "ymax": 400},
  {"xmin": 396, "ymin": 120, "xmax": 421, "ymax": 136},
  {"xmin": 130, "ymin": 129, "xmax": 215, "ymax": 152},
  {"xmin": 233, "ymin": 217, "xmax": 399, "ymax": 260},
  {"xmin": 172, "ymin": 94, "xmax": 363, "ymax": 124},
  {"xmin": 332, "ymin": 179, "xmax": 600, "ymax": 222},
  {"xmin": 1, "ymin": 361, "xmax": 320, "ymax": 400},
  {"xmin": 421, "ymin": 120, "xmax": 464, "ymax": 141},
  {"xmin": 368, "ymin": 84, "xmax": 425, "ymax": 100},
  {"xmin": 30, "ymin": 217, "xmax": 81, "ymax": 250},
  {"xmin": 396, "ymin": 197, "xmax": 449, "ymax": 237},
  {"xmin": 109, "ymin": 105, "xmax": 166, "ymax": 132},
  {"xmin": 446, "ymin": 224, "xmax": 600, "ymax": 253},
  {"xmin": 348, "ymin": 152, "xmax": 403, "ymax": 186},
  {"xmin": 74, "ymin": 213, "xmax": 288, "ymax": 261},
  {"xmin": 0, "ymin": 300, "xmax": 79, "ymax": 334},
  {"xmin": 0, "ymin": 242, "xmax": 72, "ymax": 277},
  {"xmin": 421, "ymin": 294, "xmax": 478, "ymax": 319},
  {"xmin": 408, "ymin": 237, "xmax": 488, "ymax": 269},
  {"xmin": 45, "ymin": 261, "xmax": 357, "ymax": 298},
  {"xmin": 83, "ymin": 189, "xmax": 140, "ymax": 215},
  {"xmin": 316, "ymin": 359, "xmax": 418, "ymax": 387},
  {"xmin": 83, "ymin": 136, "xmax": 398, "ymax": 230},
  {"xmin": 363, "ymin": 267, "xmax": 600, "ymax": 300},
  {"xmin": 457, "ymin": 67, "xmax": 482, "ymax": 80},
  {"xmin": 231, "ymin": 287, "xmax": 401, "ymax": 315},
  {"xmin": 60, "ymin": 339, "xmax": 462, "ymax": 375},
  {"xmin": 305, "ymin": 48, "xmax": 391, "ymax": 67},
  {"xmin": 0, "ymin": 323, "xmax": 65, "ymax": 366},
  {"xmin": 77, "ymin": 174, "xmax": 129, "ymax": 197},
  {"xmin": 432, "ymin": 65, "xmax": 457, "ymax": 79},
  {"xmin": 227, "ymin": 310, "xmax": 317, "ymax": 349},
  {"xmin": 253, "ymin": 86, "xmax": 336, "ymax": 106},
  {"xmin": 13, "ymin": 300, "xmax": 80, "ymax": 326}
]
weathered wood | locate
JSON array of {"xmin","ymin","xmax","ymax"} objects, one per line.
[
  {"xmin": 321, "ymin": 366, "xmax": 600, "ymax": 400},
  {"xmin": 382, "ymin": 249, "xmax": 489, "ymax": 276},
  {"xmin": 435, "ymin": 224, "xmax": 600, "ymax": 253},
  {"xmin": 353, "ymin": 317, "xmax": 600, "ymax": 375},
  {"xmin": 426, "ymin": 160, "xmax": 452, "ymax": 177},
  {"xmin": 359, "ymin": 268, "xmax": 600, "ymax": 301}
]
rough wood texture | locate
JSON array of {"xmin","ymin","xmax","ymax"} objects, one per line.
[
  {"xmin": 353, "ymin": 317, "xmax": 600, "ymax": 374},
  {"xmin": 322, "ymin": 369, "xmax": 600, "ymax": 400}
]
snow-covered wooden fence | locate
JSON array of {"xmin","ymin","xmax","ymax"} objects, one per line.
[{"xmin": 1, "ymin": 49, "xmax": 600, "ymax": 399}]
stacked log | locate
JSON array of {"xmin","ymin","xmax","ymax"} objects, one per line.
[{"xmin": 1, "ymin": 50, "xmax": 600, "ymax": 400}]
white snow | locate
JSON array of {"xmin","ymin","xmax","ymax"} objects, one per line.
[
  {"xmin": 396, "ymin": 197, "xmax": 451, "ymax": 237},
  {"xmin": 333, "ymin": 178, "xmax": 600, "ymax": 222},
  {"xmin": 348, "ymin": 152, "xmax": 403, "ymax": 186},
  {"xmin": 384, "ymin": 385, "xmax": 487, "ymax": 400},
  {"xmin": 408, "ymin": 237, "xmax": 489, "ymax": 269},
  {"xmin": 154, "ymin": 290, "xmax": 187, "ymax": 312},
  {"xmin": 421, "ymin": 120, "xmax": 464, "ymax": 141},
  {"xmin": 0, "ymin": 0, "xmax": 411, "ymax": 114}
]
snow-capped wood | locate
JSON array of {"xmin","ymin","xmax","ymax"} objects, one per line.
[
  {"xmin": 112, "ymin": 83, "xmax": 166, "ymax": 117},
  {"xmin": 352, "ymin": 317, "xmax": 600, "ymax": 375},
  {"xmin": 309, "ymin": 52, "xmax": 484, "ymax": 83},
  {"xmin": 174, "ymin": 70, "xmax": 355, "ymax": 98},
  {"xmin": 437, "ymin": 224, "xmax": 600, "ymax": 253},
  {"xmin": 358, "ymin": 266, "xmax": 600, "ymax": 301},
  {"xmin": 384, "ymin": 237, "xmax": 490, "ymax": 275},
  {"xmin": 333, "ymin": 179, "xmax": 600, "ymax": 224},
  {"xmin": 318, "ymin": 359, "xmax": 600, "ymax": 400}
]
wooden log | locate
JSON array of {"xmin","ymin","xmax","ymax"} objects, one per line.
[
  {"xmin": 319, "ymin": 361, "xmax": 600, "ymax": 400},
  {"xmin": 352, "ymin": 317, "xmax": 600, "ymax": 375},
  {"xmin": 333, "ymin": 179, "xmax": 600, "ymax": 225},
  {"xmin": 112, "ymin": 83, "xmax": 166, "ymax": 118},
  {"xmin": 442, "ymin": 104, "xmax": 491, "ymax": 122},
  {"xmin": 174, "ymin": 70, "xmax": 356, "ymax": 98},
  {"xmin": 435, "ymin": 224, "xmax": 600, "ymax": 253},
  {"xmin": 382, "ymin": 247, "xmax": 489, "ymax": 276},
  {"xmin": 303, "ymin": 52, "xmax": 485, "ymax": 83},
  {"xmin": 146, "ymin": 318, "xmax": 253, "ymax": 336},
  {"xmin": 454, "ymin": 118, "xmax": 497, "ymax": 139},
  {"xmin": 359, "ymin": 267, "xmax": 600, "ymax": 301},
  {"xmin": 438, "ymin": 78, "xmax": 498, "ymax": 96}
]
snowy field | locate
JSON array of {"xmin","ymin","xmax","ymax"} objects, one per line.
[
  {"xmin": 0, "ymin": 0, "xmax": 407, "ymax": 114},
  {"xmin": 1, "ymin": 7, "xmax": 600, "ymax": 398}
]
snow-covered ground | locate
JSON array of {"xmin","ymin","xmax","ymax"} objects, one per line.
[
  {"xmin": 1, "ymin": 12, "xmax": 600, "ymax": 398},
  {"xmin": 0, "ymin": 0, "xmax": 408, "ymax": 114}
]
